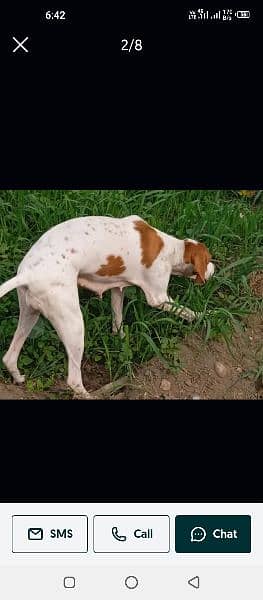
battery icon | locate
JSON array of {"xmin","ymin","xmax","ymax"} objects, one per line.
[{"xmin": 235, "ymin": 10, "xmax": 250, "ymax": 18}]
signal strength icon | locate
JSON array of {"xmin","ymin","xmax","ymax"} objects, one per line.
[{"xmin": 210, "ymin": 10, "xmax": 221, "ymax": 20}]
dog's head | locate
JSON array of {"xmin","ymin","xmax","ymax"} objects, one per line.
[{"xmin": 173, "ymin": 239, "xmax": 215, "ymax": 284}]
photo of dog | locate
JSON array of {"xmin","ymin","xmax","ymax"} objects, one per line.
[{"xmin": 0, "ymin": 190, "xmax": 261, "ymax": 399}]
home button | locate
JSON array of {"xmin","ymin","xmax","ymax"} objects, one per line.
[{"xmin": 125, "ymin": 576, "xmax": 139, "ymax": 589}]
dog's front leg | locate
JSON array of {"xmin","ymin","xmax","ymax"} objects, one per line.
[
  {"xmin": 159, "ymin": 297, "xmax": 199, "ymax": 322},
  {"xmin": 143, "ymin": 287, "xmax": 199, "ymax": 323},
  {"xmin": 141, "ymin": 269, "xmax": 200, "ymax": 323}
]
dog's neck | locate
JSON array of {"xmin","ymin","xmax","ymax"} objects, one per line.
[
  {"xmin": 169, "ymin": 237, "xmax": 196, "ymax": 276},
  {"xmin": 169, "ymin": 237, "xmax": 187, "ymax": 267}
]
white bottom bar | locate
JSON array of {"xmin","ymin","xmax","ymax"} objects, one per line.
[{"xmin": 0, "ymin": 566, "xmax": 262, "ymax": 600}]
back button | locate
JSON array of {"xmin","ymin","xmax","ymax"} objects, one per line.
[{"xmin": 188, "ymin": 576, "xmax": 200, "ymax": 589}]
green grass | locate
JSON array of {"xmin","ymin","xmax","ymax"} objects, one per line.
[{"xmin": 0, "ymin": 189, "xmax": 262, "ymax": 389}]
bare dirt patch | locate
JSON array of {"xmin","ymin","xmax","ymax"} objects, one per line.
[
  {"xmin": 111, "ymin": 271, "xmax": 262, "ymax": 400},
  {"xmin": 113, "ymin": 312, "xmax": 262, "ymax": 400}
]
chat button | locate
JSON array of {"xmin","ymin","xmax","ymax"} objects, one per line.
[{"xmin": 175, "ymin": 515, "xmax": 251, "ymax": 553}]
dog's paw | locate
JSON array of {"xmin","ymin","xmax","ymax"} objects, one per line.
[
  {"xmin": 174, "ymin": 305, "xmax": 198, "ymax": 322},
  {"xmin": 14, "ymin": 373, "xmax": 25, "ymax": 384},
  {"xmin": 70, "ymin": 384, "xmax": 93, "ymax": 399},
  {"xmin": 73, "ymin": 390, "xmax": 92, "ymax": 399},
  {"xmin": 112, "ymin": 327, "xmax": 125, "ymax": 339}
]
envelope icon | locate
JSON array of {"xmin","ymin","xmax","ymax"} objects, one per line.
[{"xmin": 28, "ymin": 527, "xmax": 43, "ymax": 541}]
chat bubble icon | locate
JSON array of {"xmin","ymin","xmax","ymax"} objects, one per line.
[{"xmin": 190, "ymin": 526, "xmax": 207, "ymax": 542}]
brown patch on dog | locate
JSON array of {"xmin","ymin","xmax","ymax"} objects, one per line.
[
  {"xmin": 184, "ymin": 241, "xmax": 211, "ymax": 284},
  {"xmin": 134, "ymin": 220, "xmax": 164, "ymax": 268},
  {"xmin": 96, "ymin": 255, "xmax": 126, "ymax": 277}
]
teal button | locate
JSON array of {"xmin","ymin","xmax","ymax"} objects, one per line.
[{"xmin": 175, "ymin": 515, "xmax": 251, "ymax": 553}]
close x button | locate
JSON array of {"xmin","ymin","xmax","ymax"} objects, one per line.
[
  {"xmin": 175, "ymin": 515, "xmax": 251, "ymax": 553},
  {"xmin": 12, "ymin": 36, "xmax": 29, "ymax": 53}
]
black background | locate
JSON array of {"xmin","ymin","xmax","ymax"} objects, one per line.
[
  {"xmin": 0, "ymin": 5, "xmax": 261, "ymax": 187},
  {"xmin": 0, "ymin": 5, "xmax": 262, "ymax": 502}
]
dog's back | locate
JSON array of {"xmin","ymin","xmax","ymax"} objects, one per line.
[{"xmin": 17, "ymin": 215, "xmax": 168, "ymax": 284}]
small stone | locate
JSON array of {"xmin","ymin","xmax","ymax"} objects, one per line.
[
  {"xmin": 192, "ymin": 394, "xmax": 201, "ymax": 400},
  {"xmin": 184, "ymin": 379, "xmax": 192, "ymax": 387},
  {"xmin": 160, "ymin": 379, "xmax": 171, "ymax": 392},
  {"xmin": 214, "ymin": 361, "xmax": 228, "ymax": 378},
  {"xmin": 236, "ymin": 367, "xmax": 242, "ymax": 373}
]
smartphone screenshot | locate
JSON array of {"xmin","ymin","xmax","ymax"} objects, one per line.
[{"xmin": 0, "ymin": 5, "xmax": 262, "ymax": 599}]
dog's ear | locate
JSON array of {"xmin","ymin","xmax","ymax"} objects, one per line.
[
  {"xmin": 192, "ymin": 252, "xmax": 207, "ymax": 284},
  {"xmin": 184, "ymin": 242, "xmax": 210, "ymax": 284}
]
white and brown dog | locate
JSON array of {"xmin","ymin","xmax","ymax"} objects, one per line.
[{"xmin": 0, "ymin": 215, "xmax": 215, "ymax": 398}]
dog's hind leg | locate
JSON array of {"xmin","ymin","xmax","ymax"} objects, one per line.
[
  {"xmin": 111, "ymin": 288, "xmax": 125, "ymax": 338},
  {"xmin": 41, "ymin": 284, "xmax": 91, "ymax": 399},
  {"xmin": 2, "ymin": 287, "xmax": 40, "ymax": 383}
]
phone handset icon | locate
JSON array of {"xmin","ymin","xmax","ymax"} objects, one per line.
[{"xmin": 112, "ymin": 526, "xmax": 127, "ymax": 542}]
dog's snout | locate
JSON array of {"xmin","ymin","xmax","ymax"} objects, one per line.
[{"xmin": 205, "ymin": 261, "xmax": 215, "ymax": 280}]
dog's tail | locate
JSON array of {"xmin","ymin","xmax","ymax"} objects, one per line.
[{"xmin": 0, "ymin": 273, "xmax": 29, "ymax": 299}]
